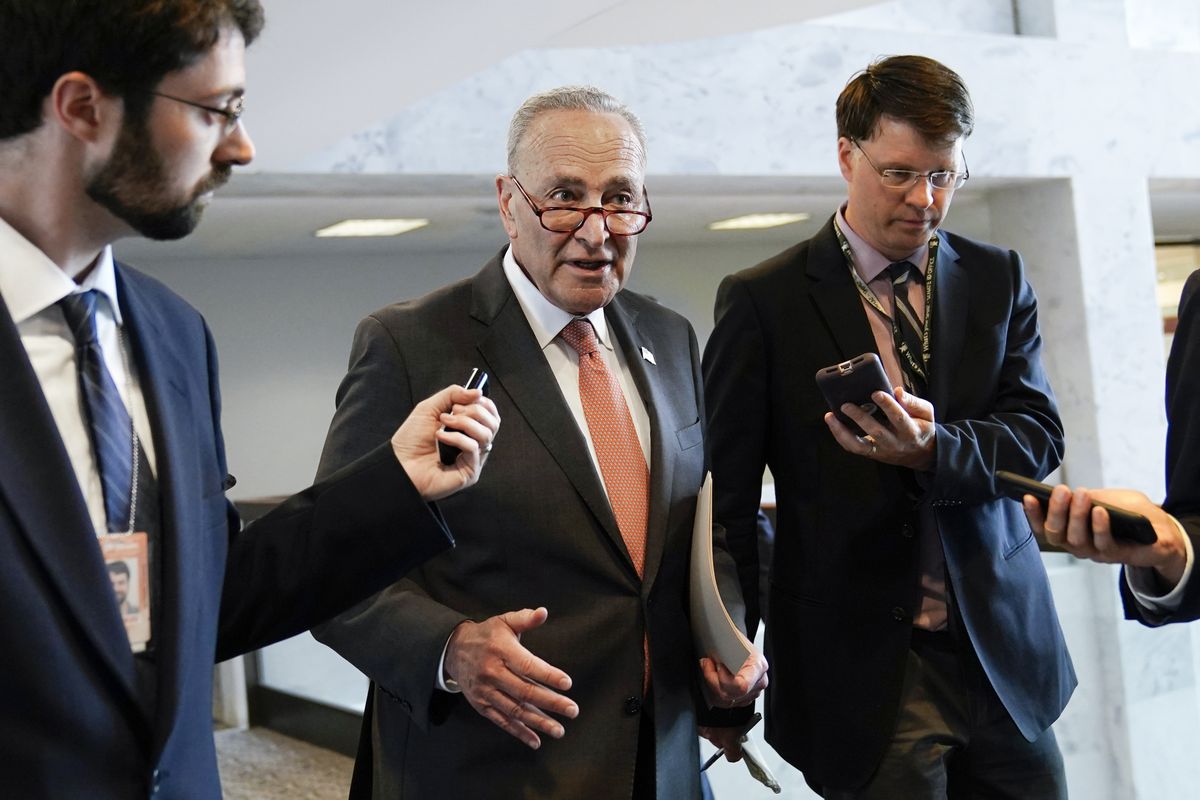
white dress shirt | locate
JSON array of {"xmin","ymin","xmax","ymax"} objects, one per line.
[
  {"xmin": 1126, "ymin": 517, "xmax": 1195, "ymax": 613},
  {"xmin": 0, "ymin": 217, "xmax": 157, "ymax": 537}
]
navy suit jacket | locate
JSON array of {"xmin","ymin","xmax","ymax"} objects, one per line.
[
  {"xmin": 703, "ymin": 218, "xmax": 1076, "ymax": 791},
  {"xmin": 1121, "ymin": 268, "xmax": 1200, "ymax": 622},
  {"xmin": 0, "ymin": 263, "xmax": 453, "ymax": 799}
]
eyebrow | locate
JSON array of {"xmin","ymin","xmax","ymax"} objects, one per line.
[{"xmin": 546, "ymin": 176, "xmax": 640, "ymax": 194}]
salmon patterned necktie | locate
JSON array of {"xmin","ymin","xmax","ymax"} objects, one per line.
[
  {"xmin": 560, "ymin": 318, "xmax": 651, "ymax": 690},
  {"xmin": 560, "ymin": 318, "xmax": 649, "ymax": 575}
]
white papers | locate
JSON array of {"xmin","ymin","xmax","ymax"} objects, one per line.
[{"xmin": 689, "ymin": 472, "xmax": 754, "ymax": 672}]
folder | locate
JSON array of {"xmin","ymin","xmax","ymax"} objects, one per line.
[{"xmin": 689, "ymin": 472, "xmax": 754, "ymax": 672}]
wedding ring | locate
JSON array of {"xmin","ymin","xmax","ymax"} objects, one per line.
[{"xmin": 483, "ymin": 442, "xmax": 493, "ymax": 454}]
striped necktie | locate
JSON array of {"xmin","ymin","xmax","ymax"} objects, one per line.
[
  {"xmin": 59, "ymin": 291, "xmax": 134, "ymax": 533},
  {"xmin": 886, "ymin": 261, "xmax": 929, "ymax": 397}
]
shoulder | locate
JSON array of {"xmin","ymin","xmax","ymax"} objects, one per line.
[
  {"xmin": 367, "ymin": 274, "xmax": 474, "ymax": 328},
  {"xmin": 940, "ymin": 230, "xmax": 1018, "ymax": 269},
  {"xmin": 115, "ymin": 261, "xmax": 208, "ymax": 338}
]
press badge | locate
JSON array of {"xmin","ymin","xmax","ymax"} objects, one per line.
[{"xmin": 99, "ymin": 533, "xmax": 151, "ymax": 652}]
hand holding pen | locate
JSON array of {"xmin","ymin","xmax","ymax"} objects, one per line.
[{"xmin": 699, "ymin": 711, "xmax": 762, "ymax": 770}]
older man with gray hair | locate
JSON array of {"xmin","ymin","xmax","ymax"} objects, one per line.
[{"xmin": 312, "ymin": 86, "xmax": 766, "ymax": 799}]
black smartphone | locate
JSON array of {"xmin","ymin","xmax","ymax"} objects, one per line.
[
  {"xmin": 996, "ymin": 470, "xmax": 1158, "ymax": 545},
  {"xmin": 438, "ymin": 368, "xmax": 490, "ymax": 465},
  {"xmin": 815, "ymin": 353, "xmax": 892, "ymax": 436}
]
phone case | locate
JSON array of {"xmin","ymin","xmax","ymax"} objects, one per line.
[{"xmin": 814, "ymin": 353, "xmax": 892, "ymax": 436}]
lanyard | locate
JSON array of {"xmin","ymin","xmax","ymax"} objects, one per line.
[
  {"xmin": 833, "ymin": 217, "xmax": 937, "ymax": 384},
  {"xmin": 115, "ymin": 325, "xmax": 140, "ymax": 535}
]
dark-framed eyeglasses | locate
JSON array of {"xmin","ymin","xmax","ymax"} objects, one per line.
[
  {"xmin": 852, "ymin": 139, "xmax": 969, "ymax": 191},
  {"xmin": 152, "ymin": 91, "xmax": 244, "ymax": 136},
  {"xmin": 508, "ymin": 175, "xmax": 652, "ymax": 236}
]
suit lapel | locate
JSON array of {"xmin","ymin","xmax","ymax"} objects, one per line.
[
  {"xmin": 0, "ymin": 290, "xmax": 141, "ymax": 709},
  {"xmin": 115, "ymin": 266, "xmax": 199, "ymax": 756},
  {"xmin": 928, "ymin": 236, "xmax": 964, "ymax": 412},
  {"xmin": 604, "ymin": 298, "xmax": 672, "ymax": 592},
  {"xmin": 470, "ymin": 257, "xmax": 634, "ymax": 576},
  {"xmin": 807, "ymin": 219, "xmax": 880, "ymax": 362}
]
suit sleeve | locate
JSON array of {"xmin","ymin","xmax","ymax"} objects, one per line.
[
  {"xmin": 211, "ymin": 323, "xmax": 454, "ymax": 661},
  {"xmin": 308, "ymin": 315, "xmax": 469, "ymax": 729},
  {"xmin": 1122, "ymin": 268, "xmax": 1200, "ymax": 624},
  {"xmin": 702, "ymin": 274, "xmax": 770, "ymax": 642},
  {"xmin": 925, "ymin": 250, "xmax": 1065, "ymax": 501}
]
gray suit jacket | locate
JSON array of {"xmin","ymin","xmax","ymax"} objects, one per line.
[{"xmin": 312, "ymin": 251, "xmax": 743, "ymax": 799}]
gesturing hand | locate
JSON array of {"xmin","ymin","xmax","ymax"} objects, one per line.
[
  {"xmin": 391, "ymin": 384, "xmax": 500, "ymax": 501},
  {"xmin": 444, "ymin": 607, "xmax": 578, "ymax": 749}
]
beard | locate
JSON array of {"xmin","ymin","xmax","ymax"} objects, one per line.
[{"xmin": 86, "ymin": 113, "xmax": 231, "ymax": 241}]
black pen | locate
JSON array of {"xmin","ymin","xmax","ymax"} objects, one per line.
[{"xmin": 700, "ymin": 711, "xmax": 762, "ymax": 772}]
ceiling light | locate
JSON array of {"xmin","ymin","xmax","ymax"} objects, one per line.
[
  {"xmin": 707, "ymin": 212, "xmax": 810, "ymax": 231},
  {"xmin": 315, "ymin": 218, "xmax": 429, "ymax": 238}
]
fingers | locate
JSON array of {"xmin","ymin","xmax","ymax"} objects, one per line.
[
  {"xmin": 438, "ymin": 394, "xmax": 501, "ymax": 463},
  {"xmin": 698, "ymin": 725, "xmax": 746, "ymax": 763},
  {"xmin": 832, "ymin": 388, "xmax": 935, "ymax": 470},
  {"xmin": 699, "ymin": 652, "xmax": 767, "ymax": 708},
  {"xmin": 393, "ymin": 385, "xmax": 501, "ymax": 502},
  {"xmin": 445, "ymin": 610, "xmax": 577, "ymax": 750}
]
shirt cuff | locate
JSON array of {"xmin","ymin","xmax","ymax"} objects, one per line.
[
  {"xmin": 1126, "ymin": 515, "xmax": 1195, "ymax": 612},
  {"xmin": 435, "ymin": 635, "xmax": 461, "ymax": 693}
]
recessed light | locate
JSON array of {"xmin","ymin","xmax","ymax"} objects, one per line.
[
  {"xmin": 707, "ymin": 213, "xmax": 810, "ymax": 231},
  {"xmin": 315, "ymin": 218, "xmax": 430, "ymax": 238}
]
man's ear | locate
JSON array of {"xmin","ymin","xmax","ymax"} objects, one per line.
[
  {"xmin": 47, "ymin": 71, "xmax": 119, "ymax": 144},
  {"xmin": 496, "ymin": 174, "xmax": 518, "ymax": 239},
  {"xmin": 836, "ymin": 137, "xmax": 856, "ymax": 182}
]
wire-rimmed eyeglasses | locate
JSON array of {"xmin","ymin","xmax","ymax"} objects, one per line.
[
  {"xmin": 153, "ymin": 91, "xmax": 245, "ymax": 136},
  {"xmin": 508, "ymin": 175, "xmax": 652, "ymax": 236},
  {"xmin": 852, "ymin": 139, "xmax": 968, "ymax": 191}
]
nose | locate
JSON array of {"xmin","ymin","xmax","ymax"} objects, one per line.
[
  {"xmin": 573, "ymin": 208, "xmax": 609, "ymax": 248},
  {"xmin": 216, "ymin": 120, "xmax": 255, "ymax": 166},
  {"xmin": 904, "ymin": 176, "xmax": 934, "ymax": 209}
]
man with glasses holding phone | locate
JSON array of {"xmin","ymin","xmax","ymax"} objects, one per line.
[
  {"xmin": 704, "ymin": 55, "xmax": 1073, "ymax": 799},
  {"xmin": 312, "ymin": 86, "xmax": 766, "ymax": 799}
]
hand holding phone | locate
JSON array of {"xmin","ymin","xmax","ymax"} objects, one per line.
[
  {"xmin": 815, "ymin": 353, "xmax": 893, "ymax": 436},
  {"xmin": 996, "ymin": 470, "xmax": 1158, "ymax": 545},
  {"xmin": 439, "ymin": 368, "xmax": 490, "ymax": 465}
]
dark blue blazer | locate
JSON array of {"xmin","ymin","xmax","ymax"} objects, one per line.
[
  {"xmin": 0, "ymin": 263, "xmax": 452, "ymax": 799},
  {"xmin": 1122, "ymin": 268, "xmax": 1200, "ymax": 622},
  {"xmin": 703, "ymin": 218, "xmax": 1077, "ymax": 791}
]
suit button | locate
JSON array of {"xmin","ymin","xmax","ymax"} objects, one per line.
[
  {"xmin": 891, "ymin": 607, "xmax": 908, "ymax": 622},
  {"xmin": 624, "ymin": 696, "xmax": 642, "ymax": 716},
  {"xmin": 901, "ymin": 524, "xmax": 914, "ymax": 538}
]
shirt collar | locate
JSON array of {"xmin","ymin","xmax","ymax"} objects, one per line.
[
  {"xmin": 836, "ymin": 203, "xmax": 929, "ymax": 283},
  {"xmin": 501, "ymin": 245, "xmax": 612, "ymax": 352},
  {"xmin": 0, "ymin": 216, "xmax": 121, "ymax": 325}
]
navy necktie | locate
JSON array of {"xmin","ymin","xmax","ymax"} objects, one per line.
[
  {"xmin": 59, "ymin": 291, "xmax": 134, "ymax": 532},
  {"xmin": 886, "ymin": 261, "xmax": 929, "ymax": 397}
]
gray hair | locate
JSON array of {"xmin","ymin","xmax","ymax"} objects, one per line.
[{"xmin": 506, "ymin": 85, "xmax": 647, "ymax": 174}]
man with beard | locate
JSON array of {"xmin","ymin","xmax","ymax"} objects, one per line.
[
  {"xmin": 0, "ymin": 2, "xmax": 499, "ymax": 798},
  {"xmin": 703, "ymin": 55, "xmax": 1074, "ymax": 798}
]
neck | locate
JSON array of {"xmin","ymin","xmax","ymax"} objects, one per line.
[{"xmin": 0, "ymin": 136, "xmax": 123, "ymax": 281}]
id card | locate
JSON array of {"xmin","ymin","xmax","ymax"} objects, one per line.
[{"xmin": 99, "ymin": 533, "xmax": 151, "ymax": 652}]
